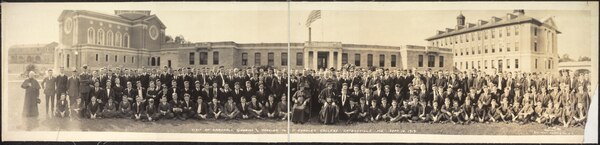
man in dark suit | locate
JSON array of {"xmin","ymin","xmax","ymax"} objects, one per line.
[
  {"xmin": 67, "ymin": 69, "xmax": 80, "ymax": 105},
  {"xmin": 56, "ymin": 67, "xmax": 69, "ymax": 104},
  {"xmin": 91, "ymin": 81, "xmax": 106, "ymax": 110},
  {"xmin": 79, "ymin": 65, "xmax": 93, "ymax": 107},
  {"xmin": 338, "ymin": 85, "xmax": 351, "ymax": 121},
  {"xmin": 231, "ymin": 82, "xmax": 244, "ymax": 104},
  {"xmin": 104, "ymin": 81, "xmax": 117, "ymax": 105},
  {"xmin": 123, "ymin": 81, "xmax": 137, "ymax": 103},
  {"xmin": 180, "ymin": 94, "xmax": 196, "ymax": 120}
]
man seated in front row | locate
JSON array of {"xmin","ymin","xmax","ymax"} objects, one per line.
[
  {"xmin": 157, "ymin": 97, "xmax": 175, "ymax": 120},
  {"xmin": 55, "ymin": 94, "xmax": 70, "ymax": 118},
  {"xmin": 195, "ymin": 97, "xmax": 208, "ymax": 120}
]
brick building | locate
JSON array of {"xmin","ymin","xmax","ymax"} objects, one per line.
[
  {"xmin": 426, "ymin": 10, "xmax": 560, "ymax": 74},
  {"xmin": 54, "ymin": 10, "xmax": 453, "ymax": 71},
  {"xmin": 8, "ymin": 42, "xmax": 58, "ymax": 73}
]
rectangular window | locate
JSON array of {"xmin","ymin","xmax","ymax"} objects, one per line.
[
  {"xmin": 478, "ymin": 61, "xmax": 481, "ymax": 69},
  {"xmin": 485, "ymin": 45, "xmax": 488, "ymax": 53},
  {"xmin": 418, "ymin": 55, "xmax": 423, "ymax": 67},
  {"xmin": 105, "ymin": 55, "xmax": 108, "ymax": 62},
  {"xmin": 533, "ymin": 27, "xmax": 537, "ymax": 36},
  {"xmin": 132, "ymin": 57, "xmax": 135, "ymax": 63},
  {"xmin": 96, "ymin": 54, "xmax": 99, "ymax": 61},
  {"xmin": 507, "ymin": 27, "xmax": 511, "ymax": 36},
  {"xmin": 268, "ymin": 52, "xmax": 274, "ymax": 66},
  {"xmin": 199, "ymin": 52, "xmax": 208, "ymax": 65},
  {"xmin": 213, "ymin": 51, "xmax": 219, "ymax": 65},
  {"xmin": 515, "ymin": 42, "xmax": 519, "ymax": 51},
  {"xmin": 439, "ymin": 56, "xmax": 444, "ymax": 67},
  {"xmin": 485, "ymin": 30, "xmax": 488, "ymax": 39},
  {"xmin": 491, "ymin": 44, "xmax": 495, "ymax": 53},
  {"xmin": 189, "ymin": 52, "xmax": 195, "ymax": 65},
  {"xmin": 255, "ymin": 53, "xmax": 261, "ymax": 66},
  {"xmin": 466, "ymin": 61, "xmax": 469, "ymax": 69},
  {"xmin": 491, "ymin": 60, "xmax": 495, "ymax": 69},
  {"xmin": 342, "ymin": 53, "xmax": 348, "ymax": 65},
  {"xmin": 355, "ymin": 54, "xmax": 361, "ymax": 66},
  {"xmin": 391, "ymin": 55, "xmax": 397, "ymax": 67},
  {"xmin": 515, "ymin": 59, "xmax": 519, "ymax": 69},
  {"xmin": 379, "ymin": 54, "xmax": 385, "ymax": 67},
  {"xmin": 114, "ymin": 55, "xmax": 117, "ymax": 62},
  {"xmin": 367, "ymin": 54, "xmax": 373, "ymax": 67},
  {"xmin": 499, "ymin": 44, "xmax": 503, "ymax": 52},
  {"xmin": 123, "ymin": 56, "xmax": 126, "ymax": 63},
  {"xmin": 471, "ymin": 61, "xmax": 474, "ymax": 69},
  {"xmin": 460, "ymin": 62, "xmax": 463, "ymax": 69},
  {"xmin": 491, "ymin": 29, "xmax": 495, "ymax": 39},
  {"xmin": 507, "ymin": 59, "xmax": 511, "ymax": 69},
  {"xmin": 428, "ymin": 55, "xmax": 435, "ymax": 67},
  {"xmin": 485, "ymin": 60, "xmax": 488, "ymax": 69},
  {"xmin": 507, "ymin": 43, "xmax": 511, "ymax": 52},
  {"xmin": 535, "ymin": 59, "xmax": 538, "ymax": 69},
  {"xmin": 157, "ymin": 57, "xmax": 160, "ymax": 66},
  {"xmin": 281, "ymin": 53, "xmax": 288, "ymax": 66},
  {"xmin": 515, "ymin": 25, "xmax": 519, "ymax": 35},
  {"xmin": 296, "ymin": 53, "xmax": 303, "ymax": 66},
  {"xmin": 242, "ymin": 53, "xmax": 248, "ymax": 66},
  {"xmin": 499, "ymin": 28, "xmax": 502, "ymax": 37},
  {"xmin": 534, "ymin": 42, "xmax": 538, "ymax": 52}
]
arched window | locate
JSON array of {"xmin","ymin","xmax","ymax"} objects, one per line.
[
  {"xmin": 87, "ymin": 28, "xmax": 95, "ymax": 44},
  {"xmin": 27, "ymin": 56, "xmax": 33, "ymax": 63},
  {"xmin": 97, "ymin": 29, "xmax": 105, "ymax": 45},
  {"xmin": 106, "ymin": 31, "xmax": 114, "ymax": 46},
  {"xmin": 151, "ymin": 57, "xmax": 156, "ymax": 66},
  {"xmin": 123, "ymin": 33, "xmax": 130, "ymax": 48},
  {"xmin": 115, "ymin": 32, "xmax": 122, "ymax": 47}
]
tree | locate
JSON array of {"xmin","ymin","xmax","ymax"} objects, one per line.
[
  {"xmin": 559, "ymin": 54, "xmax": 574, "ymax": 62},
  {"xmin": 578, "ymin": 56, "xmax": 591, "ymax": 61},
  {"xmin": 165, "ymin": 35, "xmax": 173, "ymax": 43},
  {"xmin": 174, "ymin": 35, "xmax": 186, "ymax": 44}
]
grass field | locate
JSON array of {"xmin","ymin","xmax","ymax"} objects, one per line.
[{"xmin": 3, "ymin": 79, "xmax": 585, "ymax": 135}]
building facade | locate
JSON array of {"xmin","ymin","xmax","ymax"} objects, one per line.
[
  {"xmin": 53, "ymin": 10, "xmax": 453, "ymax": 71},
  {"xmin": 8, "ymin": 42, "xmax": 58, "ymax": 73},
  {"xmin": 426, "ymin": 10, "xmax": 560, "ymax": 74}
]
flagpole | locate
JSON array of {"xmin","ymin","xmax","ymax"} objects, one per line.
[{"xmin": 308, "ymin": 27, "xmax": 312, "ymax": 44}]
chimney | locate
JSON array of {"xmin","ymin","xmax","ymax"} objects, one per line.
[{"xmin": 513, "ymin": 9, "xmax": 525, "ymax": 15}]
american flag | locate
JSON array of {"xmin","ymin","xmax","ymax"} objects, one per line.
[{"xmin": 305, "ymin": 10, "xmax": 321, "ymax": 27}]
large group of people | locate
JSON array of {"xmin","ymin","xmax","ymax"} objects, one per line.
[{"xmin": 21, "ymin": 64, "xmax": 592, "ymax": 128}]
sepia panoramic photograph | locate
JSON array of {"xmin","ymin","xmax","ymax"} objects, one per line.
[{"xmin": 2, "ymin": 2, "xmax": 598, "ymax": 143}]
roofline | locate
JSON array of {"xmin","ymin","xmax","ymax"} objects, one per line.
[{"xmin": 426, "ymin": 17, "xmax": 561, "ymax": 41}]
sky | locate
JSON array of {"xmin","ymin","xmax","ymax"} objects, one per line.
[{"xmin": 2, "ymin": 2, "xmax": 595, "ymax": 58}]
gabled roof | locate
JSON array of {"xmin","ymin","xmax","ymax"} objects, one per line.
[
  {"xmin": 58, "ymin": 10, "xmax": 166, "ymax": 28},
  {"xmin": 426, "ymin": 13, "xmax": 561, "ymax": 41},
  {"xmin": 143, "ymin": 15, "xmax": 167, "ymax": 29}
]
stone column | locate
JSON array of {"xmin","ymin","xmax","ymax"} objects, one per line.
[{"xmin": 313, "ymin": 51, "xmax": 318, "ymax": 70}]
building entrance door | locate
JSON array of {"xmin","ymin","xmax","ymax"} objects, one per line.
[{"xmin": 317, "ymin": 52, "xmax": 329, "ymax": 69}]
